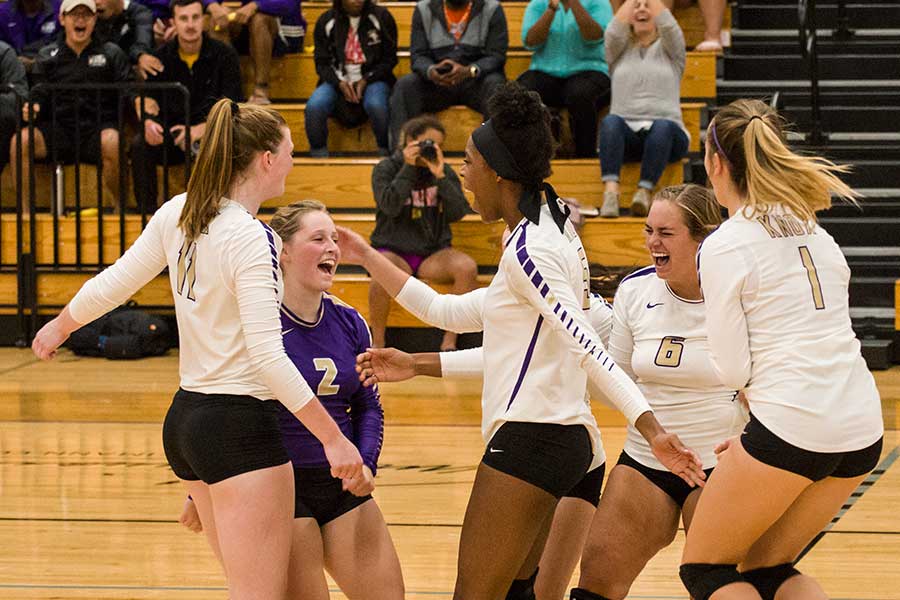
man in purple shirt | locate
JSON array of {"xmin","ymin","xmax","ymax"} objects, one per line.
[
  {"xmin": 0, "ymin": 0, "xmax": 61, "ymax": 69},
  {"xmin": 203, "ymin": 0, "xmax": 305, "ymax": 104}
]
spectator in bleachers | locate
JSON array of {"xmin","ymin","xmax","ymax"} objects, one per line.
[
  {"xmin": 369, "ymin": 115, "xmax": 477, "ymax": 351},
  {"xmin": 0, "ymin": 0, "xmax": 61, "ymax": 70},
  {"xmin": 0, "ymin": 41, "xmax": 28, "ymax": 171},
  {"xmin": 12, "ymin": 0, "xmax": 132, "ymax": 209},
  {"xmin": 518, "ymin": 0, "xmax": 613, "ymax": 158},
  {"xmin": 94, "ymin": 0, "xmax": 161, "ymax": 78},
  {"xmin": 306, "ymin": 0, "xmax": 396, "ymax": 157},
  {"xmin": 388, "ymin": 0, "xmax": 507, "ymax": 148},
  {"xmin": 205, "ymin": 0, "xmax": 305, "ymax": 105},
  {"xmin": 613, "ymin": 0, "xmax": 724, "ymax": 51},
  {"xmin": 598, "ymin": 0, "xmax": 688, "ymax": 218},
  {"xmin": 131, "ymin": 0, "xmax": 242, "ymax": 211}
]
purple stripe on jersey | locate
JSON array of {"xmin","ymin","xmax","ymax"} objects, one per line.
[
  {"xmin": 512, "ymin": 223, "xmax": 620, "ymax": 374},
  {"xmin": 621, "ymin": 265, "xmax": 655, "ymax": 285},
  {"xmin": 507, "ymin": 315, "xmax": 544, "ymax": 411},
  {"xmin": 259, "ymin": 222, "xmax": 280, "ymax": 282},
  {"xmin": 523, "ymin": 259, "xmax": 535, "ymax": 276}
]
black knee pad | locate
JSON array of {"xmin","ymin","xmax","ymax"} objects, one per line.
[
  {"xmin": 570, "ymin": 588, "xmax": 613, "ymax": 600},
  {"xmin": 506, "ymin": 568, "xmax": 538, "ymax": 600},
  {"xmin": 679, "ymin": 563, "xmax": 744, "ymax": 600},
  {"xmin": 741, "ymin": 563, "xmax": 801, "ymax": 600}
]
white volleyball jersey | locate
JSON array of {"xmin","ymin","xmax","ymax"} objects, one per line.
[
  {"xmin": 609, "ymin": 266, "xmax": 744, "ymax": 470},
  {"xmin": 395, "ymin": 201, "xmax": 651, "ymax": 455},
  {"xmin": 68, "ymin": 194, "xmax": 315, "ymax": 412},
  {"xmin": 438, "ymin": 292, "xmax": 615, "ymax": 470},
  {"xmin": 697, "ymin": 205, "xmax": 883, "ymax": 452}
]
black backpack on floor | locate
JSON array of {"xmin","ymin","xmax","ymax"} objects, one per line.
[{"xmin": 67, "ymin": 302, "xmax": 171, "ymax": 359}]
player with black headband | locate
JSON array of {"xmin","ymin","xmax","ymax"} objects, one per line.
[{"xmin": 338, "ymin": 82, "xmax": 705, "ymax": 600}]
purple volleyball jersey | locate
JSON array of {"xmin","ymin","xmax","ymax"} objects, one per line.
[{"xmin": 276, "ymin": 294, "xmax": 384, "ymax": 473}]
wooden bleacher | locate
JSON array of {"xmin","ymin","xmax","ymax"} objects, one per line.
[
  {"xmin": 242, "ymin": 50, "xmax": 716, "ymax": 102},
  {"xmin": 275, "ymin": 101, "xmax": 704, "ymax": 154},
  {"xmin": 0, "ymin": 213, "xmax": 652, "ymax": 325},
  {"xmin": 0, "ymin": 155, "xmax": 682, "ymax": 211},
  {"xmin": 298, "ymin": 1, "xmax": 731, "ymax": 53},
  {"xmin": 895, "ymin": 279, "xmax": 899, "ymax": 332}
]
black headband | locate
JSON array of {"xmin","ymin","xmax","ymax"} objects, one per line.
[
  {"xmin": 230, "ymin": 101, "xmax": 240, "ymax": 117},
  {"xmin": 471, "ymin": 119, "xmax": 569, "ymax": 233}
]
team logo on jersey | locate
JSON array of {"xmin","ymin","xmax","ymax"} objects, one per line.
[
  {"xmin": 42, "ymin": 22, "xmax": 58, "ymax": 34},
  {"xmin": 88, "ymin": 53, "xmax": 107, "ymax": 68}
]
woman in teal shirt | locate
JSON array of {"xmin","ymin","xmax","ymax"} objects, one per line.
[{"xmin": 518, "ymin": 0, "xmax": 613, "ymax": 157}]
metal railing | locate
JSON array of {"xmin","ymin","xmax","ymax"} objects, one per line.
[
  {"xmin": 6, "ymin": 82, "xmax": 191, "ymax": 343},
  {"xmin": 798, "ymin": 0, "xmax": 824, "ymax": 144}
]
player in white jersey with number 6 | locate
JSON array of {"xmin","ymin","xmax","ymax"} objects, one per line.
[
  {"xmin": 679, "ymin": 99, "xmax": 884, "ymax": 600},
  {"xmin": 30, "ymin": 99, "xmax": 363, "ymax": 600}
]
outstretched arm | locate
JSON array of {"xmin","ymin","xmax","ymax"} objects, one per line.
[{"xmin": 338, "ymin": 226, "xmax": 486, "ymax": 333}]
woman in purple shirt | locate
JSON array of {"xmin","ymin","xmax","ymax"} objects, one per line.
[{"xmin": 180, "ymin": 200, "xmax": 403, "ymax": 600}]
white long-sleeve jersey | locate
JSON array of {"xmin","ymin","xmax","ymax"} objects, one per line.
[
  {"xmin": 697, "ymin": 205, "xmax": 883, "ymax": 452},
  {"xmin": 395, "ymin": 201, "xmax": 652, "ymax": 452},
  {"xmin": 67, "ymin": 194, "xmax": 316, "ymax": 412},
  {"xmin": 609, "ymin": 267, "xmax": 745, "ymax": 470},
  {"xmin": 438, "ymin": 292, "xmax": 615, "ymax": 470}
]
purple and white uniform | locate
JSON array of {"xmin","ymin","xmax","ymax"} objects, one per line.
[{"xmin": 276, "ymin": 294, "xmax": 384, "ymax": 473}]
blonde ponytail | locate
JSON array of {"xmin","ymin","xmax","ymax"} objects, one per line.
[
  {"xmin": 710, "ymin": 99, "xmax": 857, "ymax": 223},
  {"xmin": 179, "ymin": 99, "xmax": 287, "ymax": 241}
]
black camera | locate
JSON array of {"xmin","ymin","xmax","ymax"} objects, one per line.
[{"xmin": 419, "ymin": 139, "xmax": 438, "ymax": 162}]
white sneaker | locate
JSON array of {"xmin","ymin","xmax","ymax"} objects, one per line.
[
  {"xmin": 630, "ymin": 188, "xmax": 652, "ymax": 217},
  {"xmin": 600, "ymin": 191, "xmax": 620, "ymax": 218}
]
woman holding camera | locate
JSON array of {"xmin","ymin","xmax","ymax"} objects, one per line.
[{"xmin": 369, "ymin": 115, "xmax": 479, "ymax": 351}]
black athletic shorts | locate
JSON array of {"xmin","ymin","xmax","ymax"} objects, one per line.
[
  {"xmin": 741, "ymin": 413, "xmax": 883, "ymax": 482},
  {"xmin": 294, "ymin": 466, "xmax": 372, "ymax": 526},
  {"xmin": 617, "ymin": 451, "xmax": 711, "ymax": 508},
  {"xmin": 482, "ymin": 421, "xmax": 593, "ymax": 498},
  {"xmin": 564, "ymin": 463, "xmax": 605, "ymax": 506},
  {"xmin": 162, "ymin": 388, "xmax": 290, "ymax": 484}
]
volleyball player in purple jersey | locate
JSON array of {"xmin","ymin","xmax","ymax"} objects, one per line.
[{"xmin": 181, "ymin": 200, "xmax": 404, "ymax": 600}]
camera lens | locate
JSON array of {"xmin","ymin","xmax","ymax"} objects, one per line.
[{"xmin": 419, "ymin": 139, "xmax": 438, "ymax": 162}]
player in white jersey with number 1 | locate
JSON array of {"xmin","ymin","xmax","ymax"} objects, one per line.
[
  {"xmin": 679, "ymin": 99, "xmax": 884, "ymax": 600},
  {"xmin": 31, "ymin": 99, "xmax": 363, "ymax": 600}
]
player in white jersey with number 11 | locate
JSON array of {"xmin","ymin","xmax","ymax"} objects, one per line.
[{"xmin": 31, "ymin": 99, "xmax": 363, "ymax": 600}]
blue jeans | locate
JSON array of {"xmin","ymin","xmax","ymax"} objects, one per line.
[
  {"xmin": 598, "ymin": 115, "xmax": 689, "ymax": 189},
  {"xmin": 304, "ymin": 80, "xmax": 391, "ymax": 155}
]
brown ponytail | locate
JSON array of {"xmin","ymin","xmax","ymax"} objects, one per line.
[
  {"xmin": 709, "ymin": 99, "xmax": 856, "ymax": 223},
  {"xmin": 179, "ymin": 99, "xmax": 287, "ymax": 241}
]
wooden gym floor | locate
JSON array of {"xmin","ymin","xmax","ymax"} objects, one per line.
[{"xmin": 0, "ymin": 347, "xmax": 898, "ymax": 599}]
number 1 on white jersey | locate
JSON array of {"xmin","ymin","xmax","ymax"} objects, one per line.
[{"xmin": 798, "ymin": 246, "xmax": 825, "ymax": 310}]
